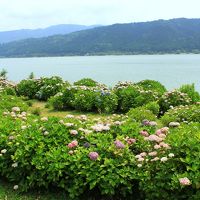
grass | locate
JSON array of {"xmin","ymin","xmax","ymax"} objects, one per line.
[
  {"xmin": 0, "ymin": 179, "xmax": 67, "ymax": 200},
  {"xmin": 0, "ymin": 179, "xmax": 111, "ymax": 200},
  {"xmin": 28, "ymin": 100, "xmax": 112, "ymax": 120}
]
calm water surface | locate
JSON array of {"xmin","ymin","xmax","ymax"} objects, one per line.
[{"xmin": 0, "ymin": 55, "xmax": 199, "ymax": 91}]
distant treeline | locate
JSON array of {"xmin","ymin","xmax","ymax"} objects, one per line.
[{"xmin": 1, "ymin": 18, "xmax": 200, "ymax": 57}]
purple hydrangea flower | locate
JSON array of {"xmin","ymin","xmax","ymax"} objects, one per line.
[
  {"xmin": 142, "ymin": 119, "xmax": 150, "ymax": 126},
  {"xmin": 114, "ymin": 140, "xmax": 125, "ymax": 149},
  {"xmin": 88, "ymin": 152, "xmax": 99, "ymax": 160},
  {"xmin": 83, "ymin": 142, "xmax": 90, "ymax": 148}
]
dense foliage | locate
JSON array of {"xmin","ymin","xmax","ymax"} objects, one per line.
[
  {"xmin": 116, "ymin": 85, "xmax": 159, "ymax": 112},
  {"xmin": 15, "ymin": 77, "xmax": 200, "ymax": 115},
  {"xmin": 161, "ymin": 104, "xmax": 200, "ymax": 126},
  {"xmin": 179, "ymin": 84, "xmax": 200, "ymax": 103},
  {"xmin": 74, "ymin": 78, "xmax": 99, "ymax": 87},
  {"xmin": 158, "ymin": 90, "xmax": 192, "ymax": 114},
  {"xmin": 16, "ymin": 76, "xmax": 68, "ymax": 100},
  {"xmin": 0, "ymin": 78, "xmax": 200, "ymax": 199},
  {"xmin": 136, "ymin": 80, "xmax": 167, "ymax": 96}
]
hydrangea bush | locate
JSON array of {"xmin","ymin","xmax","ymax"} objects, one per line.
[
  {"xmin": 0, "ymin": 102, "xmax": 199, "ymax": 199},
  {"xmin": 116, "ymin": 85, "xmax": 159, "ymax": 112},
  {"xmin": 136, "ymin": 79, "xmax": 167, "ymax": 96},
  {"xmin": 1, "ymin": 79, "xmax": 200, "ymax": 199},
  {"xmin": 159, "ymin": 90, "xmax": 192, "ymax": 114},
  {"xmin": 74, "ymin": 78, "xmax": 99, "ymax": 87},
  {"xmin": 179, "ymin": 83, "xmax": 200, "ymax": 103},
  {"xmin": 16, "ymin": 79, "xmax": 42, "ymax": 99},
  {"xmin": 16, "ymin": 76, "xmax": 67, "ymax": 100},
  {"xmin": 161, "ymin": 104, "xmax": 200, "ymax": 126},
  {"xmin": 35, "ymin": 76, "xmax": 67, "ymax": 100},
  {"xmin": 94, "ymin": 90, "xmax": 118, "ymax": 113}
]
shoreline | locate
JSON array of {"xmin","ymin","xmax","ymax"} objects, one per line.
[{"xmin": 0, "ymin": 52, "xmax": 200, "ymax": 59}]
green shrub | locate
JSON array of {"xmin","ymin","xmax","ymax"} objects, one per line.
[
  {"xmin": 0, "ymin": 94, "xmax": 28, "ymax": 113},
  {"xmin": 116, "ymin": 85, "xmax": 158, "ymax": 112},
  {"xmin": 48, "ymin": 92, "xmax": 65, "ymax": 110},
  {"xmin": 26, "ymin": 100, "xmax": 33, "ymax": 107},
  {"xmin": 116, "ymin": 85, "xmax": 140, "ymax": 112},
  {"xmin": 44, "ymin": 102, "xmax": 50, "ymax": 108},
  {"xmin": 136, "ymin": 79, "xmax": 167, "ymax": 96},
  {"xmin": 72, "ymin": 89, "xmax": 97, "ymax": 112},
  {"xmin": 114, "ymin": 81, "xmax": 134, "ymax": 90},
  {"xmin": 0, "ymin": 103, "xmax": 200, "ymax": 199},
  {"xmin": 35, "ymin": 76, "xmax": 66, "ymax": 101},
  {"xmin": 31, "ymin": 107, "xmax": 41, "ymax": 116},
  {"xmin": 159, "ymin": 90, "xmax": 192, "ymax": 114},
  {"xmin": 127, "ymin": 107, "xmax": 157, "ymax": 123},
  {"xmin": 17, "ymin": 76, "xmax": 67, "ymax": 101},
  {"xmin": 49, "ymin": 86, "xmax": 80, "ymax": 110},
  {"xmin": 28, "ymin": 72, "xmax": 35, "ymax": 79},
  {"xmin": 165, "ymin": 123, "xmax": 200, "ymax": 199},
  {"xmin": 2, "ymin": 78, "xmax": 200, "ymax": 200},
  {"xmin": 0, "ymin": 110, "xmax": 139, "ymax": 198},
  {"xmin": 0, "ymin": 69, "xmax": 8, "ymax": 79},
  {"xmin": 179, "ymin": 83, "xmax": 200, "ymax": 103},
  {"xmin": 144, "ymin": 101, "xmax": 160, "ymax": 116},
  {"xmin": 130, "ymin": 123, "xmax": 200, "ymax": 200},
  {"xmin": 3, "ymin": 87, "xmax": 16, "ymax": 95},
  {"xmin": 161, "ymin": 104, "xmax": 200, "ymax": 126},
  {"xmin": 95, "ymin": 90, "xmax": 118, "ymax": 113},
  {"xmin": 74, "ymin": 78, "xmax": 99, "ymax": 87},
  {"xmin": 16, "ymin": 79, "xmax": 41, "ymax": 99}
]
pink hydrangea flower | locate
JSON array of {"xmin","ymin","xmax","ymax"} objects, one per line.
[
  {"xmin": 159, "ymin": 142, "xmax": 171, "ymax": 149},
  {"xmin": 70, "ymin": 130, "xmax": 78, "ymax": 135},
  {"xmin": 140, "ymin": 152, "xmax": 147, "ymax": 157},
  {"xmin": 114, "ymin": 140, "xmax": 125, "ymax": 149},
  {"xmin": 140, "ymin": 130, "xmax": 149, "ymax": 137},
  {"xmin": 160, "ymin": 127, "xmax": 169, "ymax": 134},
  {"xmin": 67, "ymin": 140, "xmax": 78, "ymax": 148},
  {"xmin": 151, "ymin": 157, "xmax": 159, "ymax": 162},
  {"xmin": 148, "ymin": 151, "xmax": 158, "ymax": 156},
  {"xmin": 127, "ymin": 138, "xmax": 136, "ymax": 145},
  {"xmin": 12, "ymin": 107, "xmax": 20, "ymax": 112},
  {"xmin": 148, "ymin": 121, "xmax": 157, "ymax": 126},
  {"xmin": 179, "ymin": 177, "xmax": 191, "ymax": 186},
  {"xmin": 154, "ymin": 144, "xmax": 161, "ymax": 149},
  {"xmin": 135, "ymin": 155, "xmax": 142, "ymax": 159},
  {"xmin": 138, "ymin": 157, "xmax": 145, "ymax": 162},
  {"xmin": 156, "ymin": 129, "xmax": 162, "ymax": 135},
  {"xmin": 89, "ymin": 152, "xmax": 99, "ymax": 160},
  {"xmin": 158, "ymin": 134, "xmax": 166, "ymax": 139},
  {"xmin": 147, "ymin": 134, "xmax": 162, "ymax": 142}
]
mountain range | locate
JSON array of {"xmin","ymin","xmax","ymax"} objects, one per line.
[
  {"xmin": 1, "ymin": 18, "xmax": 200, "ymax": 57},
  {"xmin": 0, "ymin": 24, "xmax": 100, "ymax": 43}
]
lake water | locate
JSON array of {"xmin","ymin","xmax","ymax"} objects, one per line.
[{"xmin": 0, "ymin": 55, "xmax": 200, "ymax": 91}]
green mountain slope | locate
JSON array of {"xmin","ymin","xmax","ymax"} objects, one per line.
[{"xmin": 1, "ymin": 18, "xmax": 200, "ymax": 57}]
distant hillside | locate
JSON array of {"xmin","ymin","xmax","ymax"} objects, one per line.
[
  {"xmin": 1, "ymin": 18, "xmax": 200, "ymax": 57},
  {"xmin": 0, "ymin": 24, "xmax": 99, "ymax": 43}
]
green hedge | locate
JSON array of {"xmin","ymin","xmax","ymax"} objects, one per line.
[{"xmin": 0, "ymin": 97, "xmax": 200, "ymax": 199}]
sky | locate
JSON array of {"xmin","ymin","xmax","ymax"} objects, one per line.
[{"xmin": 0, "ymin": 0, "xmax": 200, "ymax": 31}]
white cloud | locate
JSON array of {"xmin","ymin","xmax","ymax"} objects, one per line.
[{"xmin": 0, "ymin": 0, "xmax": 200, "ymax": 31}]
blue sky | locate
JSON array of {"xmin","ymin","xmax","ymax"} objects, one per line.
[{"xmin": 0, "ymin": 0, "xmax": 200, "ymax": 31}]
